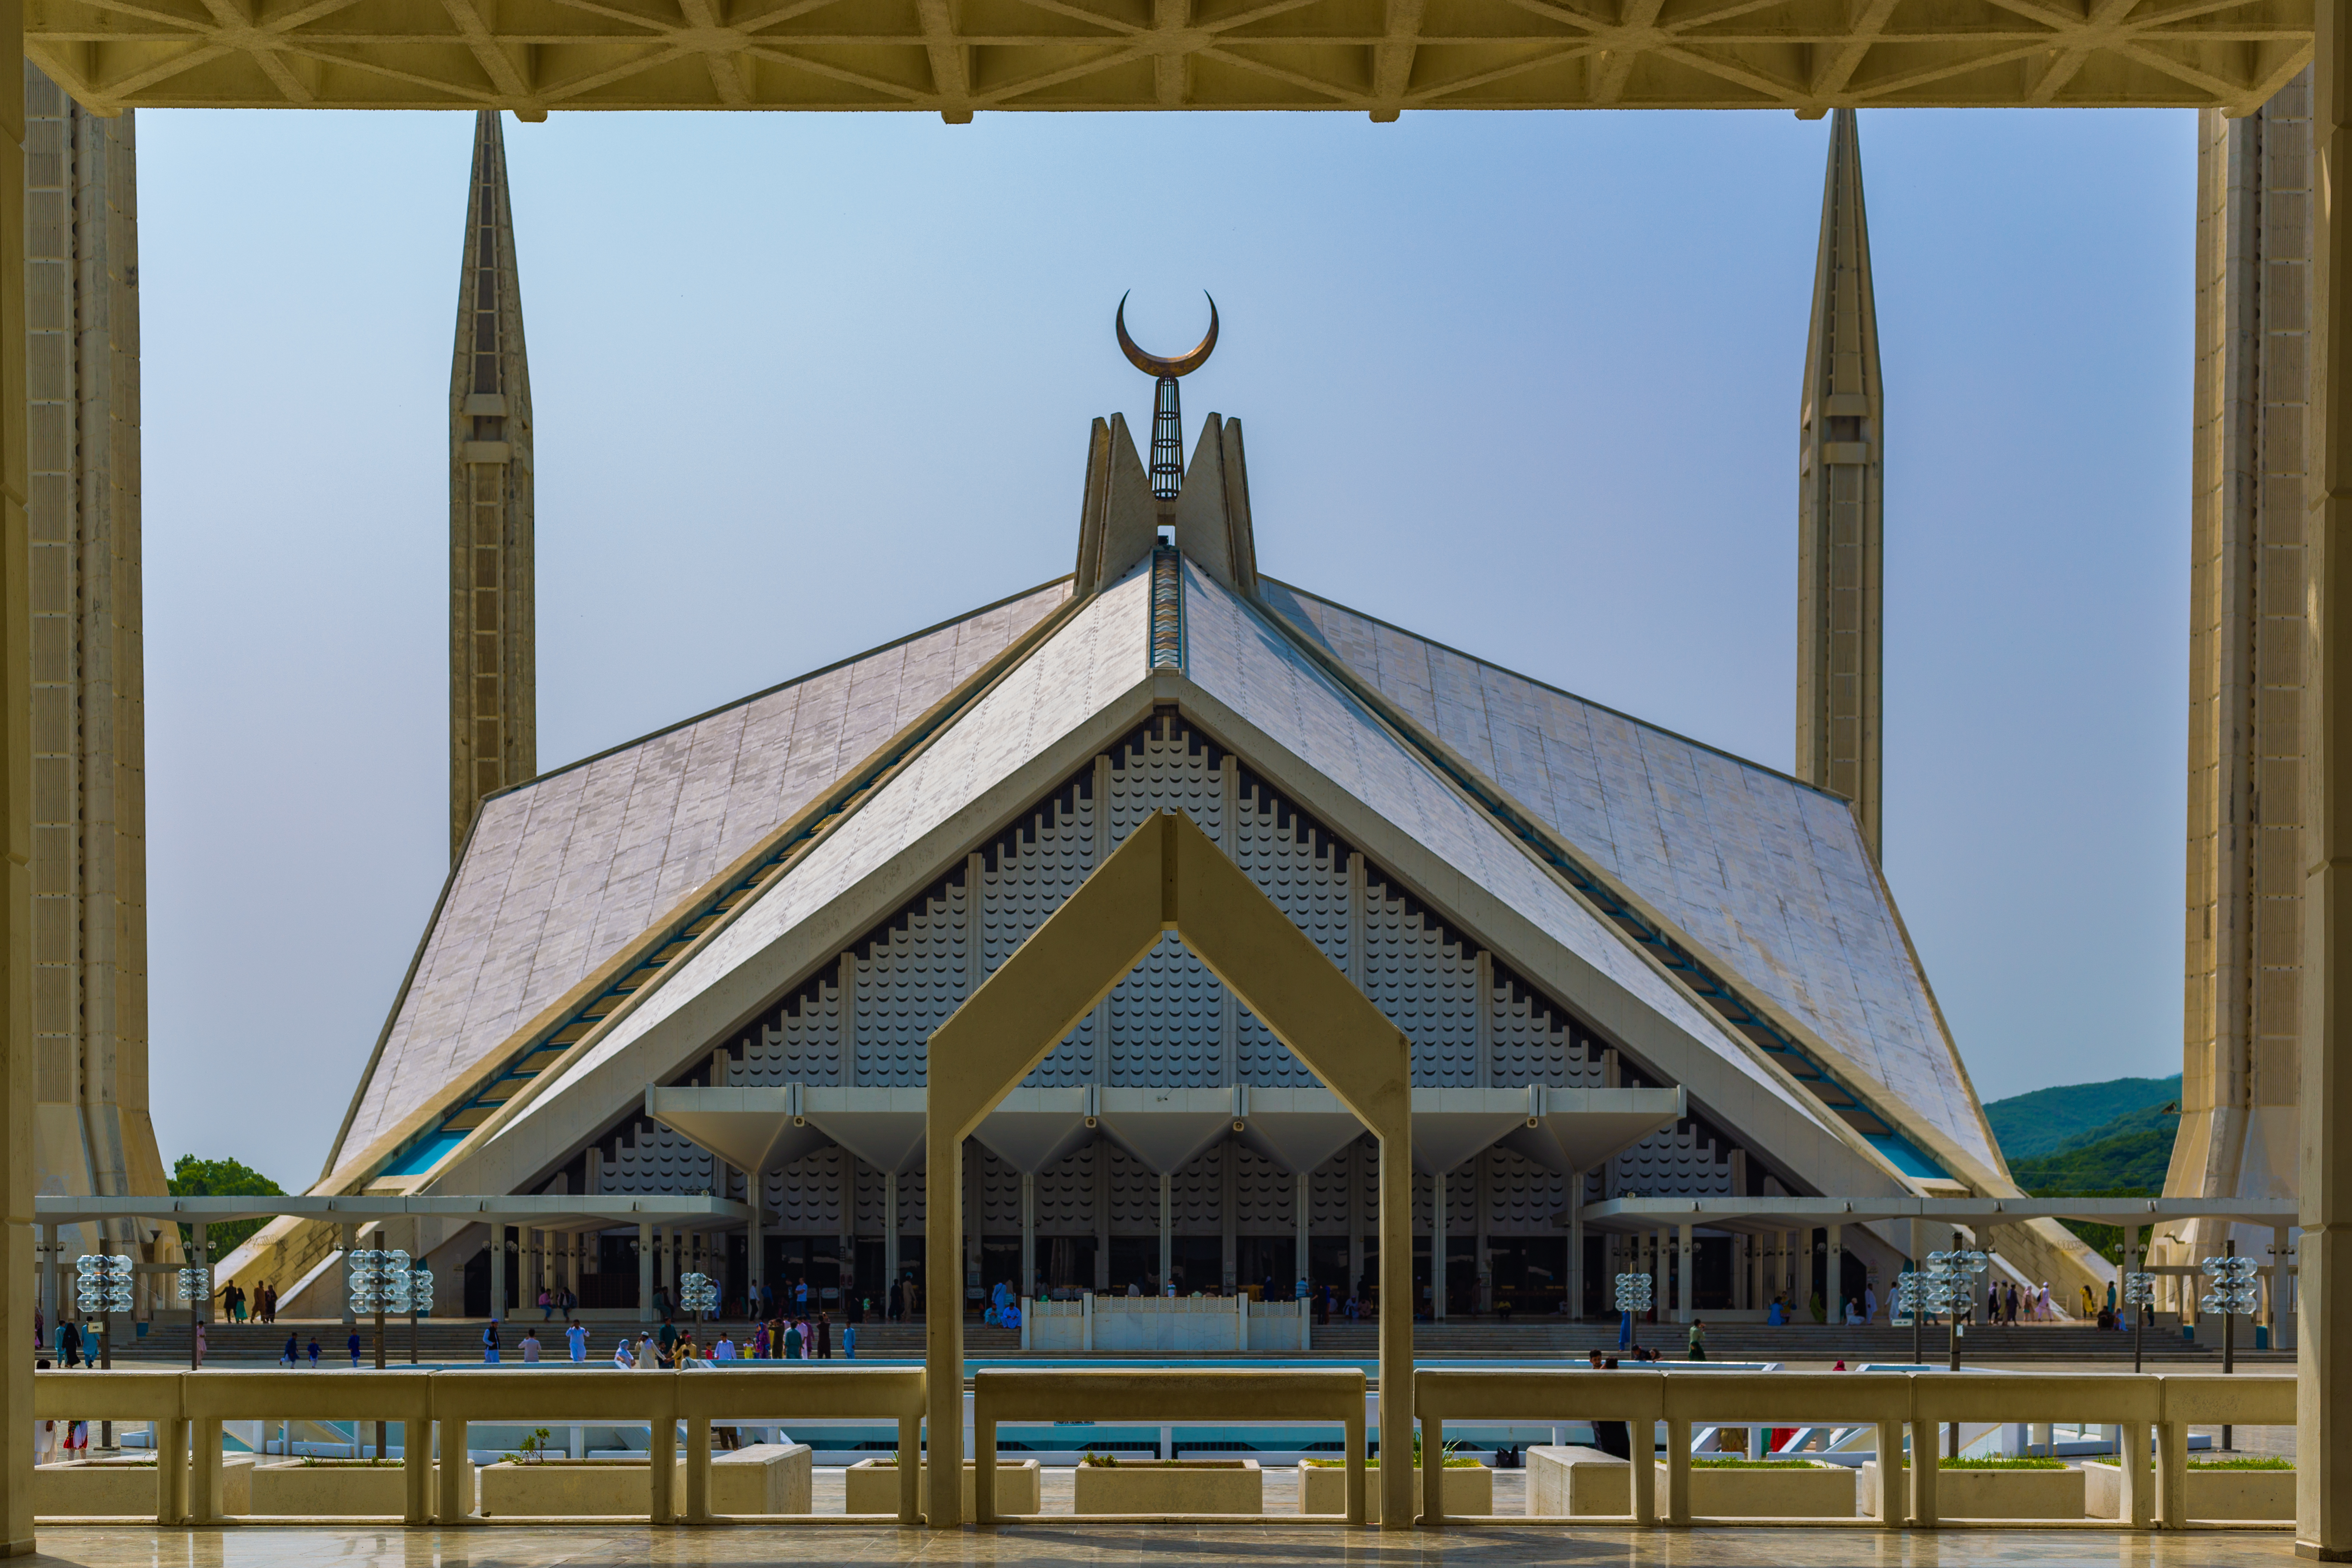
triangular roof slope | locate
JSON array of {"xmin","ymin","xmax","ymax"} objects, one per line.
[
  {"xmin": 327, "ymin": 579, "xmax": 1071, "ymax": 1182},
  {"xmin": 1258, "ymin": 579, "xmax": 1998, "ymax": 1176},
  {"xmin": 454, "ymin": 562, "xmax": 1159, "ymax": 1190}
]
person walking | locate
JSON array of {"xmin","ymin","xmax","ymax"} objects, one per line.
[
  {"xmin": 55, "ymin": 1318, "xmax": 81, "ymax": 1369},
  {"xmin": 303, "ymin": 1334, "xmax": 318, "ymax": 1368},
  {"xmin": 843, "ymin": 1323, "xmax": 857, "ymax": 1360},
  {"xmin": 280, "ymin": 1332, "xmax": 299, "ymax": 1368},
  {"xmin": 783, "ymin": 1320, "xmax": 803, "ymax": 1360},
  {"xmin": 1687, "ymin": 1319, "xmax": 1708, "ymax": 1361},
  {"xmin": 816, "ymin": 1313, "xmax": 833, "ymax": 1359},
  {"xmin": 635, "ymin": 1332, "xmax": 659, "ymax": 1369},
  {"xmin": 482, "ymin": 1321, "xmax": 501, "ymax": 1364},
  {"xmin": 347, "ymin": 1329, "xmax": 361, "ymax": 1367},
  {"xmin": 566, "ymin": 1321, "xmax": 588, "ymax": 1362},
  {"xmin": 613, "ymin": 1336, "xmax": 635, "ymax": 1369},
  {"xmin": 520, "ymin": 1330, "xmax": 541, "ymax": 1364}
]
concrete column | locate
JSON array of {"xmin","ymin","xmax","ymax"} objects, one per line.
[
  {"xmin": 1677, "ymin": 1223, "xmax": 1694, "ymax": 1324},
  {"xmin": 1566, "ymin": 1173, "xmax": 1584, "ymax": 1319},
  {"xmin": 1828, "ymin": 1224, "xmax": 1844, "ymax": 1321},
  {"xmin": 2272, "ymin": 1225, "xmax": 2292, "ymax": 1335},
  {"xmin": 637, "ymin": 1222, "xmax": 654, "ymax": 1324},
  {"xmin": 884, "ymin": 1172, "xmax": 900, "ymax": 1293},
  {"xmin": 747, "ymin": 1197, "xmax": 763, "ymax": 1299},
  {"xmin": 487, "ymin": 1225, "xmax": 505, "ymax": 1322},
  {"xmin": 1221, "ymin": 1153, "xmax": 1237, "ymax": 1292},
  {"xmin": 2, "ymin": 30, "xmax": 32, "ymax": 1544},
  {"xmin": 1021, "ymin": 1174, "xmax": 1036, "ymax": 1298},
  {"xmin": 1093, "ymin": 1149, "xmax": 1110, "ymax": 1293},
  {"xmin": 1348, "ymin": 1140, "xmax": 1365, "ymax": 1298},
  {"xmin": 39, "ymin": 1225, "xmax": 54, "ymax": 1338},
  {"xmin": 1431, "ymin": 1170, "xmax": 1447, "ymax": 1320},
  {"xmin": 1158, "ymin": 1171, "xmax": 1172, "ymax": 1293},
  {"xmin": 2305, "ymin": 70, "xmax": 2352, "ymax": 1531},
  {"xmin": 1297, "ymin": 1170, "xmax": 1311, "ymax": 1301}
]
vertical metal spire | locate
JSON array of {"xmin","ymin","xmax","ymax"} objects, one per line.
[
  {"xmin": 1795, "ymin": 107, "xmax": 1884, "ymax": 860},
  {"xmin": 1149, "ymin": 377, "xmax": 1183, "ymax": 502},
  {"xmin": 449, "ymin": 110, "xmax": 536, "ymax": 858}
]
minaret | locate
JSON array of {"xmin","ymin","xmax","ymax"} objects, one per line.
[
  {"xmin": 1795, "ymin": 107, "xmax": 1885, "ymax": 860},
  {"xmin": 22, "ymin": 62, "xmax": 173, "ymax": 1278},
  {"xmin": 2169, "ymin": 70, "xmax": 2311, "ymax": 1276},
  {"xmin": 449, "ymin": 110, "xmax": 536, "ymax": 856}
]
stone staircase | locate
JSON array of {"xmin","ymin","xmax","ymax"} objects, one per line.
[
  {"xmin": 90, "ymin": 1316, "xmax": 1016, "ymax": 1364},
  {"xmin": 1307, "ymin": 1319, "xmax": 2285, "ymax": 1363}
]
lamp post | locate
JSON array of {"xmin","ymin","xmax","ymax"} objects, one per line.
[
  {"xmin": 408, "ymin": 1264, "xmax": 435, "ymax": 1365},
  {"xmin": 75, "ymin": 1253, "xmax": 132, "ymax": 1447},
  {"xmin": 2199, "ymin": 1244, "xmax": 2258, "ymax": 1449},
  {"xmin": 2123, "ymin": 1267, "xmax": 2157, "ymax": 1374},
  {"xmin": 177, "ymin": 1252, "xmax": 210, "ymax": 1371},
  {"xmin": 679, "ymin": 1271, "xmax": 719, "ymax": 1358},
  {"xmin": 348, "ymin": 1248, "xmax": 417, "ymax": 1459},
  {"xmin": 1611, "ymin": 1271, "xmax": 1653, "ymax": 1356}
]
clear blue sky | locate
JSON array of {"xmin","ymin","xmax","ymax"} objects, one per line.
[{"xmin": 138, "ymin": 105, "xmax": 2194, "ymax": 1187}]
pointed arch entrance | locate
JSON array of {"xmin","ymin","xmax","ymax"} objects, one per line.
[{"xmin": 923, "ymin": 807, "xmax": 1416, "ymax": 1527}]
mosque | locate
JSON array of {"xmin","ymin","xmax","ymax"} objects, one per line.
[{"xmin": 189, "ymin": 107, "xmax": 2110, "ymax": 1327}]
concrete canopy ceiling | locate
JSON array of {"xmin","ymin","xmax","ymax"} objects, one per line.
[{"xmin": 25, "ymin": 0, "xmax": 2310, "ymax": 116}]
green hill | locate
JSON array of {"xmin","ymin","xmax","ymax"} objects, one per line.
[{"xmin": 1984, "ymin": 1073, "xmax": 2181, "ymax": 1162}]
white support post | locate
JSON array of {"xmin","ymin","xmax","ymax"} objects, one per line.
[
  {"xmin": 1677, "ymin": 1222, "xmax": 1694, "ymax": 1324},
  {"xmin": 1828, "ymin": 1223, "xmax": 1844, "ymax": 1322},
  {"xmin": 1022, "ymin": 1174, "xmax": 1036, "ymax": 1299},
  {"xmin": 1158, "ymin": 1172, "xmax": 1172, "ymax": 1294},
  {"xmin": 637, "ymin": 1222, "xmax": 655, "ymax": 1324},
  {"xmin": 884, "ymin": 1172, "xmax": 900, "ymax": 1300}
]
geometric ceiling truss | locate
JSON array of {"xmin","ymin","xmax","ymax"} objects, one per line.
[{"xmin": 24, "ymin": 0, "xmax": 2312, "ymax": 116}]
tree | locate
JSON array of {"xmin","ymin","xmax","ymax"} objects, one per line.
[{"xmin": 167, "ymin": 1155, "xmax": 284, "ymax": 1256}]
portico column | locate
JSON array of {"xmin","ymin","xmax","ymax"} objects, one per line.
[
  {"xmin": 1297, "ymin": 1171, "xmax": 1311, "ymax": 1300},
  {"xmin": 1158, "ymin": 1172, "xmax": 1172, "ymax": 1293},
  {"xmin": 487, "ymin": 1225, "xmax": 505, "ymax": 1323},
  {"xmin": 1677, "ymin": 1223, "xmax": 1694, "ymax": 1324},
  {"xmin": 1432, "ymin": 1170, "xmax": 1447, "ymax": 1320},
  {"xmin": 1828, "ymin": 1224, "xmax": 1844, "ymax": 1322},
  {"xmin": 884, "ymin": 1172, "xmax": 900, "ymax": 1294},
  {"xmin": 637, "ymin": 1222, "xmax": 654, "ymax": 1324},
  {"xmin": 2313, "ymin": 6, "xmax": 2352, "ymax": 1550},
  {"xmin": 1021, "ymin": 1174, "xmax": 1036, "ymax": 1298}
]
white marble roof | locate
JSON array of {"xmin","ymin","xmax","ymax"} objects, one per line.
[
  {"xmin": 496, "ymin": 561, "xmax": 1157, "ymax": 1134},
  {"xmin": 1259, "ymin": 579, "xmax": 1996, "ymax": 1173},
  {"xmin": 1182, "ymin": 562, "xmax": 1824, "ymax": 1132},
  {"xmin": 329, "ymin": 580, "xmax": 1072, "ymax": 1181}
]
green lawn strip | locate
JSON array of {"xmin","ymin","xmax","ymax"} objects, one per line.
[
  {"xmin": 1690, "ymin": 1458, "xmax": 1821, "ymax": 1469},
  {"xmin": 1939, "ymin": 1456, "xmax": 2067, "ymax": 1470},
  {"xmin": 2188, "ymin": 1457, "xmax": 2291, "ymax": 1470}
]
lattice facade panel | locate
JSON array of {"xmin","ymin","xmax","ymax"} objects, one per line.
[
  {"xmin": 985, "ymin": 778, "xmax": 1098, "ymax": 1086},
  {"xmin": 742, "ymin": 977, "xmax": 842, "ymax": 1085},
  {"xmin": 1106, "ymin": 1144, "xmax": 1158, "ymax": 1232},
  {"xmin": 1492, "ymin": 966, "xmax": 1599, "ymax": 1088},
  {"xmin": 1309, "ymin": 1145, "xmax": 1364, "ymax": 1233},
  {"xmin": 1481, "ymin": 1146, "xmax": 1571, "ymax": 1235},
  {"xmin": 1228, "ymin": 1145, "xmax": 1295, "ymax": 1231},
  {"xmin": 854, "ymin": 877, "xmax": 967, "ymax": 1087},
  {"xmin": 1231, "ymin": 766, "xmax": 1351, "ymax": 1086},
  {"xmin": 1363, "ymin": 873, "xmax": 1480, "ymax": 1086},
  {"xmin": 604, "ymin": 1123, "xmax": 715, "ymax": 1196},
  {"xmin": 1104, "ymin": 722, "xmax": 1230, "ymax": 1085},
  {"xmin": 1034, "ymin": 1143, "xmax": 1100, "ymax": 1234},
  {"xmin": 1612, "ymin": 1123, "xmax": 1736, "ymax": 1198},
  {"xmin": 763, "ymin": 1147, "xmax": 848, "ymax": 1234},
  {"xmin": 1172, "ymin": 1143, "xmax": 1224, "ymax": 1235},
  {"xmin": 977, "ymin": 1145, "xmax": 1022, "ymax": 1231}
]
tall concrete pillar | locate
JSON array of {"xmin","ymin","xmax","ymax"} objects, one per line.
[
  {"xmin": 1295, "ymin": 1170, "xmax": 1310, "ymax": 1301},
  {"xmin": 1566, "ymin": 1174, "xmax": 1583, "ymax": 1318},
  {"xmin": 2304, "ymin": 9, "xmax": 2352, "ymax": 1548},
  {"xmin": 1158, "ymin": 1172, "xmax": 1172, "ymax": 1294},
  {"xmin": 2, "ymin": 20, "xmax": 34, "ymax": 1552},
  {"xmin": 884, "ymin": 1172, "xmax": 900, "ymax": 1298},
  {"xmin": 637, "ymin": 1222, "xmax": 654, "ymax": 1325},
  {"xmin": 1828, "ymin": 1224, "xmax": 1845, "ymax": 1321},
  {"xmin": 487, "ymin": 1225, "xmax": 504, "ymax": 1322},
  {"xmin": 1432, "ymin": 1170, "xmax": 1447, "ymax": 1320},
  {"xmin": 1677, "ymin": 1223, "xmax": 1694, "ymax": 1324},
  {"xmin": 1021, "ymin": 1174, "xmax": 1035, "ymax": 1298}
]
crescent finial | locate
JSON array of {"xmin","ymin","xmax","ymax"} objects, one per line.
[{"xmin": 1116, "ymin": 291, "xmax": 1219, "ymax": 378}]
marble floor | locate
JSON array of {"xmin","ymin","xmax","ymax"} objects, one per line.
[{"xmin": 18, "ymin": 1523, "xmax": 2308, "ymax": 1568}]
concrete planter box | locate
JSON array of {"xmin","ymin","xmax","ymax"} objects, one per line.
[
  {"xmin": 1073, "ymin": 1458, "xmax": 1262, "ymax": 1515},
  {"xmin": 477, "ymin": 1444, "xmax": 810, "ymax": 1517},
  {"xmin": 1300, "ymin": 1462, "xmax": 1491, "ymax": 1519},
  {"xmin": 1528, "ymin": 1445, "xmax": 1631, "ymax": 1516},
  {"xmin": 35, "ymin": 1455, "xmax": 252, "ymax": 1517},
  {"xmin": 254, "ymin": 1459, "xmax": 456, "ymax": 1516},
  {"xmin": 1679, "ymin": 1461, "xmax": 1854, "ymax": 1518},
  {"xmin": 1862, "ymin": 1461, "xmax": 2084, "ymax": 1519},
  {"xmin": 2084, "ymin": 1461, "xmax": 2292, "ymax": 1522},
  {"xmin": 843, "ymin": 1457, "xmax": 1041, "ymax": 1516}
]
